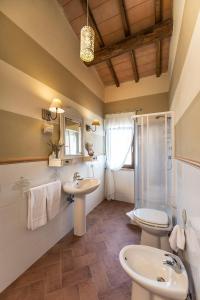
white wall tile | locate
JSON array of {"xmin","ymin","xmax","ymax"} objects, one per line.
[
  {"xmin": 175, "ymin": 159, "xmax": 200, "ymax": 299},
  {"xmin": 113, "ymin": 169, "xmax": 134, "ymax": 204},
  {"xmin": 0, "ymin": 156, "xmax": 105, "ymax": 292}
]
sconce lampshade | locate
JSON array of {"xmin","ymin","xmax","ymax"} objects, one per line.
[
  {"xmin": 92, "ymin": 119, "xmax": 100, "ymax": 126},
  {"xmin": 49, "ymin": 98, "xmax": 64, "ymax": 113},
  {"xmin": 80, "ymin": 25, "xmax": 95, "ymax": 62}
]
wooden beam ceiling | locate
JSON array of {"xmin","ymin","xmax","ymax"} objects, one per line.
[
  {"xmin": 118, "ymin": 0, "xmax": 139, "ymax": 83},
  {"xmin": 130, "ymin": 50, "xmax": 139, "ymax": 83},
  {"xmin": 118, "ymin": 0, "xmax": 130, "ymax": 37},
  {"xmin": 81, "ymin": 0, "xmax": 120, "ymax": 87},
  {"xmin": 155, "ymin": 0, "xmax": 163, "ymax": 23},
  {"xmin": 106, "ymin": 60, "xmax": 120, "ymax": 87},
  {"xmin": 86, "ymin": 19, "xmax": 173, "ymax": 66}
]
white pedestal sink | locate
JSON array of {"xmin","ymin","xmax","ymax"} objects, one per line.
[
  {"xmin": 63, "ymin": 178, "xmax": 100, "ymax": 236},
  {"xmin": 119, "ymin": 245, "xmax": 188, "ymax": 300}
]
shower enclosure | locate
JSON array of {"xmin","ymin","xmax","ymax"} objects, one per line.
[{"xmin": 134, "ymin": 111, "xmax": 174, "ymax": 214}]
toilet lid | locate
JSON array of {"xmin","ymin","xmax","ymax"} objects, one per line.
[{"xmin": 133, "ymin": 208, "xmax": 169, "ymax": 227}]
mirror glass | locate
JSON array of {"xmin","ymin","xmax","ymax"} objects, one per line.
[{"xmin": 64, "ymin": 118, "xmax": 82, "ymax": 156}]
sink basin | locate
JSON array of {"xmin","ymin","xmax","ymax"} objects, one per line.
[
  {"xmin": 119, "ymin": 245, "xmax": 188, "ymax": 300},
  {"xmin": 63, "ymin": 178, "xmax": 100, "ymax": 236},
  {"xmin": 63, "ymin": 178, "xmax": 100, "ymax": 195}
]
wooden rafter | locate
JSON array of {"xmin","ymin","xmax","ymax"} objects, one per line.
[
  {"xmin": 106, "ymin": 60, "xmax": 120, "ymax": 87},
  {"xmin": 156, "ymin": 39, "xmax": 161, "ymax": 77},
  {"xmin": 80, "ymin": 0, "xmax": 120, "ymax": 87},
  {"xmin": 118, "ymin": 0, "xmax": 139, "ymax": 83},
  {"xmin": 155, "ymin": 0, "xmax": 163, "ymax": 23},
  {"xmin": 118, "ymin": 0, "xmax": 130, "ymax": 37},
  {"xmin": 155, "ymin": 0, "xmax": 162, "ymax": 77},
  {"xmin": 130, "ymin": 50, "xmax": 139, "ymax": 82},
  {"xmin": 86, "ymin": 19, "xmax": 173, "ymax": 66}
]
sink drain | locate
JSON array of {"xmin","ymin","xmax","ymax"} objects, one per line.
[{"xmin": 157, "ymin": 276, "xmax": 166, "ymax": 282}]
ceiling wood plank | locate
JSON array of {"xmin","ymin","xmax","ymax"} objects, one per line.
[
  {"xmin": 156, "ymin": 39, "xmax": 161, "ymax": 77},
  {"xmin": 130, "ymin": 50, "xmax": 139, "ymax": 82},
  {"xmin": 86, "ymin": 19, "xmax": 173, "ymax": 66},
  {"xmin": 80, "ymin": 0, "xmax": 120, "ymax": 87}
]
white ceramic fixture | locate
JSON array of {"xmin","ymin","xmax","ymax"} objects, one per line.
[
  {"xmin": 63, "ymin": 178, "xmax": 100, "ymax": 236},
  {"xmin": 132, "ymin": 208, "xmax": 172, "ymax": 251},
  {"xmin": 119, "ymin": 245, "xmax": 188, "ymax": 300}
]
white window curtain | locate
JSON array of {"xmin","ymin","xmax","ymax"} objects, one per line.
[{"xmin": 105, "ymin": 113, "xmax": 134, "ymax": 200}]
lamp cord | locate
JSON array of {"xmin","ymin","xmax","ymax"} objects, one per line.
[{"xmin": 87, "ymin": 0, "xmax": 88, "ymax": 26}]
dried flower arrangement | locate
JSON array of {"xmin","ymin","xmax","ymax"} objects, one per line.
[
  {"xmin": 85, "ymin": 142, "xmax": 94, "ymax": 157},
  {"xmin": 48, "ymin": 140, "xmax": 63, "ymax": 159}
]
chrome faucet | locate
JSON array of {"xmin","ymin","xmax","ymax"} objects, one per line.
[
  {"xmin": 73, "ymin": 172, "xmax": 83, "ymax": 182},
  {"xmin": 163, "ymin": 253, "xmax": 182, "ymax": 274}
]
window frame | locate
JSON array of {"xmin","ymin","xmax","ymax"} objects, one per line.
[{"xmin": 122, "ymin": 140, "xmax": 134, "ymax": 169}]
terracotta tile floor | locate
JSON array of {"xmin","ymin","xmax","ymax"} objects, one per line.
[{"xmin": 0, "ymin": 200, "xmax": 141, "ymax": 300}]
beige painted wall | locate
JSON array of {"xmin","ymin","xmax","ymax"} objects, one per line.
[
  {"xmin": 0, "ymin": 60, "xmax": 105, "ymax": 162},
  {"xmin": 0, "ymin": 0, "xmax": 104, "ymax": 100},
  {"xmin": 168, "ymin": 0, "xmax": 185, "ymax": 79},
  {"xmin": 169, "ymin": 2, "xmax": 200, "ymax": 299},
  {"xmin": 175, "ymin": 92, "xmax": 200, "ymax": 162},
  {"xmin": 104, "ymin": 92, "xmax": 169, "ymax": 115},
  {"xmin": 0, "ymin": 110, "xmax": 59, "ymax": 161},
  {"xmin": 0, "ymin": 1, "xmax": 105, "ymax": 292},
  {"xmin": 104, "ymin": 73, "xmax": 169, "ymax": 103},
  {"xmin": 0, "ymin": 12, "xmax": 103, "ymax": 117},
  {"xmin": 169, "ymin": 2, "xmax": 200, "ymax": 161},
  {"xmin": 169, "ymin": 0, "xmax": 200, "ymax": 105}
]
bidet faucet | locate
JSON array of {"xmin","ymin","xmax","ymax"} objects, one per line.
[
  {"xmin": 73, "ymin": 172, "xmax": 83, "ymax": 182},
  {"xmin": 163, "ymin": 253, "xmax": 182, "ymax": 274}
]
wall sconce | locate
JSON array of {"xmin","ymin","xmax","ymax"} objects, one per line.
[
  {"xmin": 42, "ymin": 98, "xmax": 64, "ymax": 121},
  {"xmin": 86, "ymin": 119, "xmax": 100, "ymax": 132}
]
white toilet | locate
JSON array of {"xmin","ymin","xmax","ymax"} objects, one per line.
[{"xmin": 127, "ymin": 208, "xmax": 172, "ymax": 251}]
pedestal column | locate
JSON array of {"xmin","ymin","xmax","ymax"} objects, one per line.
[{"xmin": 74, "ymin": 195, "xmax": 86, "ymax": 236}]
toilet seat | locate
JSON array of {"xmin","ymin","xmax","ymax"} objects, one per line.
[{"xmin": 133, "ymin": 208, "xmax": 169, "ymax": 228}]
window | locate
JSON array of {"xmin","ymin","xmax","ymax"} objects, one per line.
[{"xmin": 123, "ymin": 140, "xmax": 134, "ymax": 169}]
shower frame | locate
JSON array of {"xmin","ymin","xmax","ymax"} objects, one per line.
[{"xmin": 133, "ymin": 111, "xmax": 175, "ymax": 212}]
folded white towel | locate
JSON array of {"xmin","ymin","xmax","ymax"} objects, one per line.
[
  {"xmin": 169, "ymin": 224, "xmax": 185, "ymax": 252},
  {"xmin": 46, "ymin": 180, "xmax": 61, "ymax": 221},
  {"xmin": 27, "ymin": 185, "xmax": 47, "ymax": 230},
  {"xmin": 177, "ymin": 226, "xmax": 185, "ymax": 251}
]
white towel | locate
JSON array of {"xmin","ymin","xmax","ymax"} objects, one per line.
[
  {"xmin": 27, "ymin": 185, "xmax": 47, "ymax": 230},
  {"xmin": 46, "ymin": 180, "xmax": 61, "ymax": 220},
  {"xmin": 169, "ymin": 225, "xmax": 185, "ymax": 252},
  {"xmin": 177, "ymin": 226, "xmax": 185, "ymax": 251}
]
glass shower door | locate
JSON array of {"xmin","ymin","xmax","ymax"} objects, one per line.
[{"xmin": 134, "ymin": 113, "xmax": 174, "ymax": 213}]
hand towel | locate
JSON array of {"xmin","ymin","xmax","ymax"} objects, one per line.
[
  {"xmin": 169, "ymin": 224, "xmax": 185, "ymax": 252},
  {"xmin": 27, "ymin": 185, "xmax": 47, "ymax": 230},
  {"xmin": 169, "ymin": 224, "xmax": 178, "ymax": 252},
  {"xmin": 46, "ymin": 180, "xmax": 61, "ymax": 221}
]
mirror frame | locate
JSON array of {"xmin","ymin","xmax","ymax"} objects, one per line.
[{"xmin": 59, "ymin": 111, "xmax": 84, "ymax": 159}]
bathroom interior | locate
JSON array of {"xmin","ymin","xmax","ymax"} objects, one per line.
[{"xmin": 0, "ymin": 0, "xmax": 200, "ymax": 299}]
